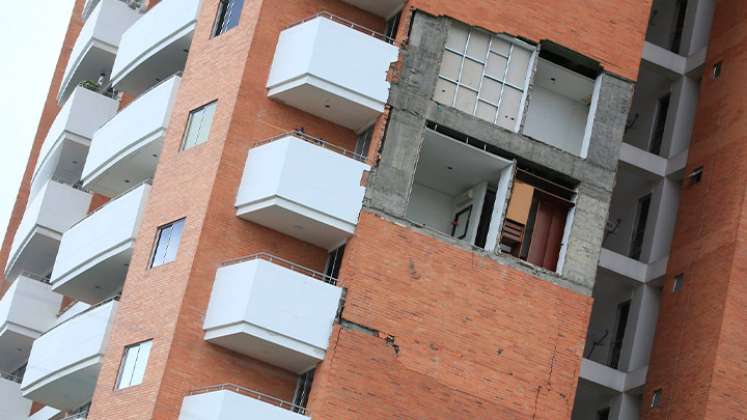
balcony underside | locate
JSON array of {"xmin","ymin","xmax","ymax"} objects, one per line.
[
  {"xmin": 52, "ymin": 241, "xmax": 133, "ymax": 304},
  {"xmin": 205, "ymin": 321, "xmax": 325, "ymax": 374},
  {"xmin": 58, "ymin": 42, "xmax": 117, "ymax": 105},
  {"xmin": 6, "ymin": 228, "xmax": 61, "ymax": 281},
  {"xmin": 237, "ymin": 196, "xmax": 354, "ymax": 251},
  {"xmin": 0, "ymin": 324, "xmax": 39, "ymax": 372},
  {"xmin": 22, "ymin": 358, "xmax": 101, "ymax": 411},
  {"xmin": 32, "ymin": 134, "xmax": 90, "ymax": 192}
]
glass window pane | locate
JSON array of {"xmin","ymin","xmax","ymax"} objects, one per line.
[
  {"xmin": 117, "ymin": 346, "xmax": 138, "ymax": 389},
  {"xmin": 439, "ymin": 50, "xmax": 462, "ymax": 80},
  {"xmin": 507, "ymin": 46, "xmax": 532, "ymax": 87},
  {"xmin": 446, "ymin": 23, "xmax": 469, "ymax": 53},
  {"xmin": 182, "ymin": 112, "xmax": 202, "ymax": 150},
  {"xmin": 476, "ymin": 101, "xmax": 498, "ymax": 123},
  {"xmin": 150, "ymin": 225, "xmax": 172, "ymax": 268},
  {"xmin": 461, "ymin": 59, "xmax": 483, "ymax": 89},
  {"xmin": 479, "ymin": 78, "xmax": 501, "ymax": 104},
  {"xmin": 129, "ymin": 341, "xmax": 152, "ymax": 387},
  {"xmin": 486, "ymin": 53, "xmax": 508, "ymax": 79},
  {"xmin": 498, "ymin": 87, "xmax": 523, "ymax": 130},
  {"xmin": 163, "ymin": 219, "xmax": 185, "ymax": 264},
  {"xmin": 434, "ymin": 79, "xmax": 456, "ymax": 105},
  {"xmin": 466, "ymin": 30, "xmax": 490, "ymax": 60},
  {"xmin": 455, "ymin": 88, "xmax": 477, "ymax": 114},
  {"xmin": 491, "ymin": 37, "xmax": 510, "ymax": 56},
  {"xmin": 195, "ymin": 103, "xmax": 216, "ymax": 146}
]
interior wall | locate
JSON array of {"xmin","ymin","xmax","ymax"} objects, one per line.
[
  {"xmin": 407, "ymin": 183, "xmax": 454, "ymax": 234},
  {"xmin": 524, "ymin": 87, "xmax": 589, "ymax": 156}
]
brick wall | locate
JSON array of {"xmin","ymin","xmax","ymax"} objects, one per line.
[{"xmin": 641, "ymin": 1, "xmax": 747, "ymax": 418}]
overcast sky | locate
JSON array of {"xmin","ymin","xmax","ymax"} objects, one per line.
[{"xmin": 0, "ymin": 0, "xmax": 75, "ymax": 240}]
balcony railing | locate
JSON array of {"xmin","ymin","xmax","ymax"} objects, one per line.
[
  {"xmin": 179, "ymin": 385, "xmax": 310, "ymax": 419},
  {"xmin": 222, "ymin": 252, "xmax": 338, "ymax": 286},
  {"xmin": 189, "ymin": 384, "xmax": 308, "ymax": 416},
  {"xmin": 287, "ymin": 11, "xmax": 394, "ymax": 44}
]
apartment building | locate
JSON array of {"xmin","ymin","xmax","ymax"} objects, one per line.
[{"xmin": 0, "ymin": 0, "xmax": 739, "ymax": 419}]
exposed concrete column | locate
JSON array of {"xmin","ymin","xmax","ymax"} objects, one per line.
[
  {"xmin": 620, "ymin": 284, "xmax": 660, "ymax": 372},
  {"xmin": 663, "ymin": 76, "xmax": 699, "ymax": 158},
  {"xmin": 610, "ymin": 392, "xmax": 641, "ymax": 420}
]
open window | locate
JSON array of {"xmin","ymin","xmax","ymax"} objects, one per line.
[
  {"xmin": 523, "ymin": 44, "xmax": 602, "ymax": 158},
  {"xmin": 406, "ymin": 128, "xmax": 514, "ymax": 250},
  {"xmin": 499, "ymin": 169, "xmax": 576, "ymax": 272}
]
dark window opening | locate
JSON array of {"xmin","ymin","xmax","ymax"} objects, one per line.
[
  {"xmin": 629, "ymin": 194, "xmax": 652, "ymax": 260},
  {"xmin": 385, "ymin": 11, "xmax": 402, "ymax": 40},
  {"xmin": 713, "ymin": 61, "xmax": 722, "ymax": 79},
  {"xmin": 213, "ymin": 0, "xmax": 244, "ymax": 37},
  {"xmin": 597, "ymin": 407, "xmax": 611, "ymax": 420},
  {"xmin": 500, "ymin": 170, "xmax": 575, "ymax": 272},
  {"xmin": 150, "ymin": 219, "xmax": 185, "ymax": 268},
  {"xmin": 688, "ymin": 165, "xmax": 704, "ymax": 185},
  {"xmin": 292, "ymin": 368, "xmax": 315, "ymax": 413},
  {"xmin": 651, "ymin": 389, "xmax": 663, "ymax": 408},
  {"xmin": 354, "ymin": 126, "xmax": 373, "ymax": 159},
  {"xmin": 324, "ymin": 245, "xmax": 346, "ymax": 280},
  {"xmin": 474, "ymin": 190, "xmax": 497, "ymax": 248},
  {"xmin": 609, "ymin": 300, "xmax": 631, "ymax": 369},
  {"xmin": 649, "ymin": 94, "xmax": 670, "ymax": 156},
  {"xmin": 451, "ymin": 205, "xmax": 473, "ymax": 240},
  {"xmin": 670, "ymin": 0, "xmax": 688, "ymax": 54}
]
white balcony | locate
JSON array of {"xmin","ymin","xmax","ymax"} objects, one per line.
[
  {"xmin": 111, "ymin": 0, "xmax": 200, "ymax": 95},
  {"xmin": 58, "ymin": 0, "xmax": 140, "ymax": 103},
  {"xmin": 82, "ymin": 76, "xmax": 180, "ymax": 197},
  {"xmin": 51, "ymin": 184, "xmax": 150, "ymax": 303},
  {"xmin": 32, "ymin": 87, "xmax": 118, "ymax": 195},
  {"xmin": 5, "ymin": 181, "xmax": 91, "ymax": 281},
  {"xmin": 203, "ymin": 255, "xmax": 343, "ymax": 373},
  {"xmin": 0, "ymin": 275, "xmax": 62, "ymax": 373},
  {"xmin": 21, "ymin": 300, "xmax": 117, "ymax": 411},
  {"xmin": 341, "ymin": 0, "xmax": 404, "ymax": 17},
  {"xmin": 28, "ymin": 406, "xmax": 61, "ymax": 420},
  {"xmin": 0, "ymin": 375, "xmax": 32, "ymax": 420},
  {"xmin": 236, "ymin": 134, "xmax": 369, "ymax": 250},
  {"xmin": 266, "ymin": 14, "xmax": 399, "ymax": 130},
  {"xmin": 179, "ymin": 386, "xmax": 310, "ymax": 420}
]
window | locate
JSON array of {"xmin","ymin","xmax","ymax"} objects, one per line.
[
  {"xmin": 292, "ymin": 369, "xmax": 315, "ymax": 413},
  {"xmin": 435, "ymin": 22, "xmax": 534, "ymax": 131},
  {"xmin": 629, "ymin": 194, "xmax": 652, "ymax": 260},
  {"xmin": 673, "ymin": 273, "xmax": 684, "ymax": 293},
  {"xmin": 150, "ymin": 219, "xmax": 185, "ymax": 268},
  {"xmin": 712, "ymin": 61, "xmax": 722, "ymax": 79},
  {"xmin": 597, "ymin": 407, "xmax": 611, "ymax": 420},
  {"xmin": 609, "ymin": 300, "xmax": 631, "ymax": 369},
  {"xmin": 213, "ymin": 0, "xmax": 244, "ymax": 37},
  {"xmin": 651, "ymin": 388, "xmax": 663, "ymax": 408},
  {"xmin": 116, "ymin": 340, "xmax": 152, "ymax": 389},
  {"xmin": 669, "ymin": 0, "xmax": 688, "ymax": 54},
  {"xmin": 385, "ymin": 11, "xmax": 401, "ymax": 40},
  {"xmin": 181, "ymin": 101, "xmax": 217, "ymax": 150},
  {"xmin": 500, "ymin": 170, "xmax": 576, "ymax": 272},
  {"xmin": 325, "ymin": 245, "xmax": 346, "ymax": 280},
  {"xmin": 688, "ymin": 165, "xmax": 704, "ymax": 185},
  {"xmin": 649, "ymin": 94, "xmax": 670, "ymax": 155},
  {"xmin": 354, "ymin": 126, "xmax": 373, "ymax": 159}
]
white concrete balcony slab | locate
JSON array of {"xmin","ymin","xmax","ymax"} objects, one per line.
[
  {"xmin": 82, "ymin": 76, "xmax": 180, "ymax": 197},
  {"xmin": 32, "ymin": 87, "xmax": 118, "ymax": 195},
  {"xmin": 111, "ymin": 0, "xmax": 200, "ymax": 95},
  {"xmin": 580, "ymin": 358, "xmax": 648, "ymax": 393},
  {"xmin": 598, "ymin": 248, "xmax": 668, "ymax": 284},
  {"xmin": 58, "ymin": 0, "xmax": 140, "ymax": 104},
  {"xmin": 179, "ymin": 386, "xmax": 310, "ymax": 420},
  {"xmin": 0, "ymin": 275, "xmax": 62, "ymax": 373},
  {"xmin": 0, "ymin": 375, "xmax": 32, "ymax": 420},
  {"xmin": 27, "ymin": 406, "xmax": 60, "ymax": 420},
  {"xmin": 21, "ymin": 300, "xmax": 117, "ymax": 411},
  {"xmin": 5, "ymin": 181, "xmax": 92, "ymax": 281},
  {"xmin": 236, "ymin": 133, "xmax": 369, "ymax": 250},
  {"xmin": 51, "ymin": 184, "xmax": 150, "ymax": 303},
  {"xmin": 341, "ymin": 0, "xmax": 404, "ymax": 17},
  {"xmin": 203, "ymin": 254, "xmax": 343, "ymax": 373},
  {"xmin": 267, "ymin": 13, "xmax": 399, "ymax": 130}
]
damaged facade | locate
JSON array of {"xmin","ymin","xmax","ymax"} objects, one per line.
[{"xmin": 0, "ymin": 0, "xmax": 739, "ymax": 420}]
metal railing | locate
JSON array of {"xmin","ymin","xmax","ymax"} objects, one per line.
[
  {"xmin": 45, "ymin": 296, "xmax": 120, "ymax": 337},
  {"xmin": 286, "ymin": 11, "xmax": 395, "ymax": 44},
  {"xmin": 221, "ymin": 252, "xmax": 339, "ymax": 286},
  {"xmin": 0, "ymin": 370, "xmax": 22, "ymax": 384},
  {"xmin": 252, "ymin": 130, "xmax": 367, "ymax": 163},
  {"xmin": 50, "ymin": 407, "xmax": 89, "ymax": 420},
  {"xmin": 188, "ymin": 384, "xmax": 308, "ymax": 416}
]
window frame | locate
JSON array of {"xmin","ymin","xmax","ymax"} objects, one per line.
[
  {"xmin": 115, "ymin": 340, "xmax": 153, "ymax": 390},
  {"xmin": 181, "ymin": 101, "xmax": 218, "ymax": 151},
  {"xmin": 436, "ymin": 23, "xmax": 537, "ymax": 132},
  {"xmin": 212, "ymin": 0, "xmax": 244, "ymax": 37},
  {"xmin": 149, "ymin": 218, "xmax": 186, "ymax": 269}
]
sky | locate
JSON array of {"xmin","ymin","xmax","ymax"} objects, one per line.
[{"xmin": 0, "ymin": 0, "xmax": 75, "ymax": 241}]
